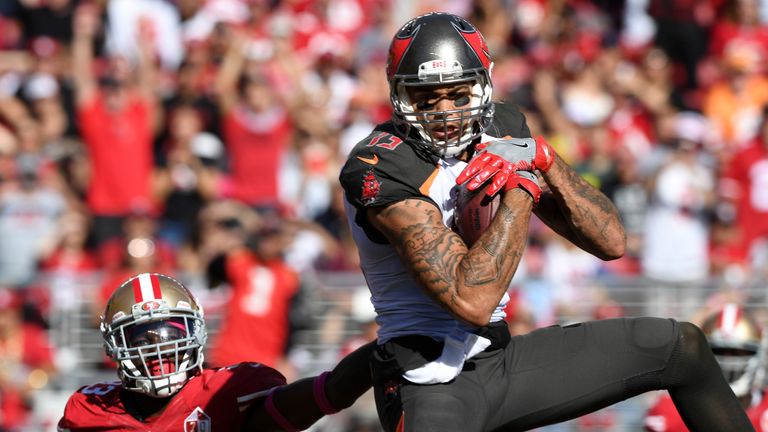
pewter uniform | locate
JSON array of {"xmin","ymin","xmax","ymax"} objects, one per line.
[
  {"xmin": 340, "ymin": 102, "xmax": 741, "ymax": 432},
  {"xmin": 339, "ymin": 102, "xmax": 530, "ymax": 343}
]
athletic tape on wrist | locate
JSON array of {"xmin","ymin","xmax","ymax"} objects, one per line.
[
  {"xmin": 265, "ymin": 387, "xmax": 300, "ymax": 432},
  {"xmin": 313, "ymin": 371, "xmax": 340, "ymax": 415}
]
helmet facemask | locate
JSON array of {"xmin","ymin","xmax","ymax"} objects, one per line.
[
  {"xmin": 711, "ymin": 342, "xmax": 762, "ymax": 398},
  {"xmin": 386, "ymin": 12, "xmax": 496, "ymax": 158},
  {"xmin": 102, "ymin": 308, "xmax": 206, "ymax": 398},
  {"xmin": 391, "ymin": 66, "xmax": 494, "ymax": 158}
]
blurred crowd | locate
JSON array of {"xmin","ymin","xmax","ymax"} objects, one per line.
[{"xmin": 1, "ymin": 0, "xmax": 768, "ymax": 429}]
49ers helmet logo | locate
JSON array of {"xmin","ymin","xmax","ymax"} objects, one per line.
[{"xmin": 141, "ymin": 301, "xmax": 161, "ymax": 311}]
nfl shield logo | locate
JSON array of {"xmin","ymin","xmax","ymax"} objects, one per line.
[{"xmin": 184, "ymin": 407, "xmax": 211, "ymax": 432}]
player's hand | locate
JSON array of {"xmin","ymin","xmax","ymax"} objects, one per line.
[
  {"xmin": 456, "ymin": 136, "xmax": 555, "ymax": 193},
  {"xmin": 457, "ymin": 149, "xmax": 515, "ymax": 196}
]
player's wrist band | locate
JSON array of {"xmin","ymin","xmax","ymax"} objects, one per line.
[
  {"xmin": 265, "ymin": 387, "xmax": 300, "ymax": 432},
  {"xmin": 313, "ymin": 371, "xmax": 340, "ymax": 415}
]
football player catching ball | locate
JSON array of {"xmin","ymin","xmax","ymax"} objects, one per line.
[{"xmin": 339, "ymin": 11, "xmax": 753, "ymax": 432}]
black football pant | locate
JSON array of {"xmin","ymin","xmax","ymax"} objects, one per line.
[{"xmin": 370, "ymin": 318, "xmax": 753, "ymax": 432}]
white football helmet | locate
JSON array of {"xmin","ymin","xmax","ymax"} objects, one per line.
[
  {"xmin": 387, "ymin": 13, "xmax": 494, "ymax": 158},
  {"xmin": 700, "ymin": 303, "xmax": 765, "ymax": 398},
  {"xmin": 100, "ymin": 273, "xmax": 207, "ymax": 398}
]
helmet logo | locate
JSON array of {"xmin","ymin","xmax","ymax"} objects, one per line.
[
  {"xmin": 387, "ymin": 35, "xmax": 415, "ymax": 80},
  {"xmin": 459, "ymin": 29, "xmax": 492, "ymax": 70},
  {"xmin": 141, "ymin": 301, "xmax": 161, "ymax": 311},
  {"xmin": 177, "ymin": 300, "xmax": 192, "ymax": 310}
]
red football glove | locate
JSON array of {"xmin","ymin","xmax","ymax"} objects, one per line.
[
  {"xmin": 457, "ymin": 151, "xmax": 520, "ymax": 196},
  {"xmin": 456, "ymin": 136, "xmax": 555, "ymax": 194},
  {"xmin": 531, "ymin": 136, "xmax": 555, "ymax": 173},
  {"xmin": 505, "ymin": 170, "xmax": 541, "ymax": 205}
]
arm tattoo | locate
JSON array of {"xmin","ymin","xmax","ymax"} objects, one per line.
[
  {"xmin": 459, "ymin": 202, "xmax": 515, "ymax": 286},
  {"xmin": 400, "ymin": 221, "xmax": 464, "ymax": 304},
  {"xmin": 541, "ymin": 158, "xmax": 626, "ymax": 258},
  {"xmin": 460, "ymin": 201, "xmax": 526, "ymax": 289},
  {"xmin": 375, "ymin": 195, "xmax": 532, "ymax": 319},
  {"xmin": 561, "ymin": 166, "xmax": 617, "ymax": 240},
  {"xmin": 380, "ymin": 202, "xmax": 465, "ymax": 305}
]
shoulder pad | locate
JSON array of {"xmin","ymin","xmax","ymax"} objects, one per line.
[
  {"xmin": 210, "ymin": 363, "xmax": 287, "ymax": 414},
  {"xmin": 486, "ymin": 102, "xmax": 531, "ymax": 139},
  {"xmin": 58, "ymin": 382, "xmax": 122, "ymax": 429},
  {"xmin": 215, "ymin": 362, "xmax": 287, "ymax": 390},
  {"xmin": 340, "ymin": 129, "xmax": 437, "ymax": 209}
]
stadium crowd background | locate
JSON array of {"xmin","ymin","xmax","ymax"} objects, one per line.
[{"xmin": 1, "ymin": 0, "xmax": 768, "ymax": 430}]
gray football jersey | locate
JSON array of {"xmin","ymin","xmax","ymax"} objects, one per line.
[{"xmin": 338, "ymin": 102, "xmax": 531, "ymax": 342}]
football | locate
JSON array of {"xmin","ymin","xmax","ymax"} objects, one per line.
[{"xmin": 453, "ymin": 181, "xmax": 501, "ymax": 246}]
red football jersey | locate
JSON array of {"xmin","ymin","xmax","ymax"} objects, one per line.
[
  {"xmin": 57, "ymin": 363, "xmax": 286, "ymax": 431},
  {"xmin": 644, "ymin": 394, "xmax": 688, "ymax": 432},
  {"xmin": 209, "ymin": 250, "xmax": 300, "ymax": 368},
  {"xmin": 749, "ymin": 393, "xmax": 768, "ymax": 431},
  {"xmin": 720, "ymin": 141, "xmax": 768, "ymax": 254}
]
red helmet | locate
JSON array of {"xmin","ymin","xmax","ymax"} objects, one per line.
[{"xmin": 386, "ymin": 13, "xmax": 494, "ymax": 157}]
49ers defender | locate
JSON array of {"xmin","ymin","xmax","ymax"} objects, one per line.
[{"xmin": 57, "ymin": 273, "xmax": 374, "ymax": 431}]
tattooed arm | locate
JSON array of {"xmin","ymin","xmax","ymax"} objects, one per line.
[
  {"xmin": 367, "ymin": 190, "xmax": 533, "ymax": 327},
  {"xmin": 535, "ymin": 156, "xmax": 626, "ymax": 260}
]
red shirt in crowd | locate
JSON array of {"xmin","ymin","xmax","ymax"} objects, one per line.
[
  {"xmin": 709, "ymin": 19, "xmax": 768, "ymax": 62},
  {"xmin": 210, "ymin": 249, "xmax": 300, "ymax": 369},
  {"xmin": 76, "ymin": 92, "xmax": 154, "ymax": 215},
  {"xmin": 0, "ymin": 324, "xmax": 54, "ymax": 430},
  {"xmin": 57, "ymin": 363, "xmax": 286, "ymax": 431},
  {"xmin": 222, "ymin": 106, "xmax": 292, "ymax": 207},
  {"xmin": 750, "ymin": 395, "xmax": 768, "ymax": 431},
  {"xmin": 720, "ymin": 139, "xmax": 768, "ymax": 255},
  {"xmin": 39, "ymin": 250, "xmax": 99, "ymax": 274}
]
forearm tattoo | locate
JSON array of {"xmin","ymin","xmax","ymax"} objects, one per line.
[
  {"xmin": 544, "ymin": 158, "xmax": 626, "ymax": 255},
  {"xmin": 461, "ymin": 202, "xmax": 522, "ymax": 287},
  {"xmin": 380, "ymin": 201, "xmax": 464, "ymax": 305},
  {"xmin": 378, "ymin": 197, "xmax": 530, "ymax": 311}
]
